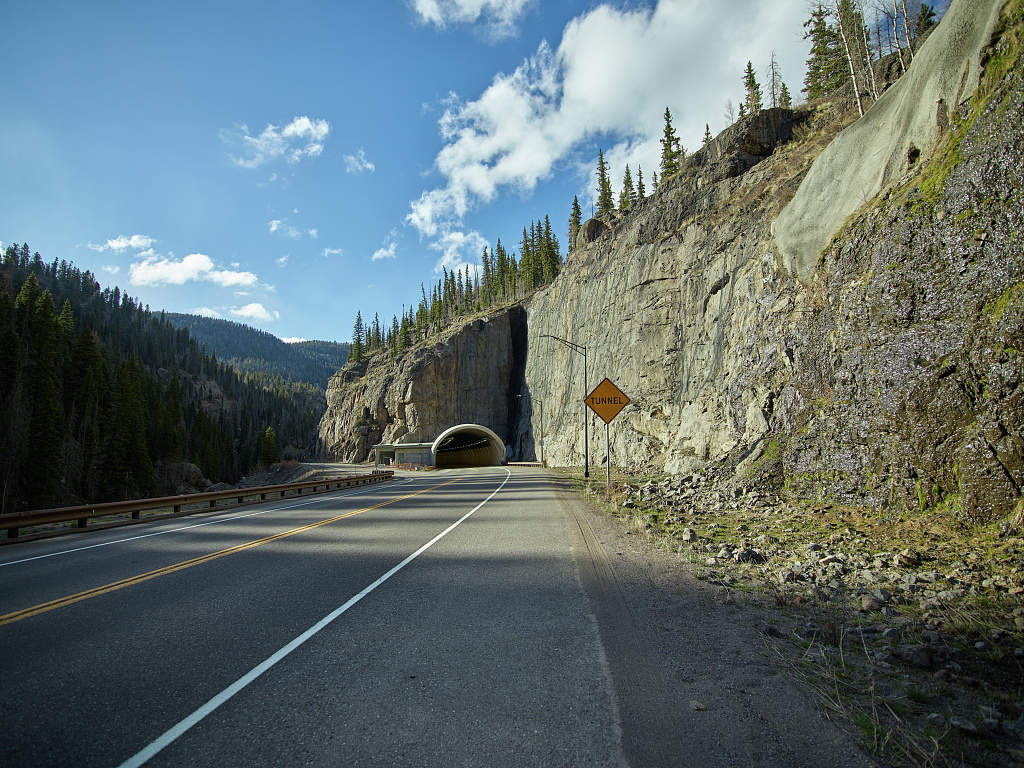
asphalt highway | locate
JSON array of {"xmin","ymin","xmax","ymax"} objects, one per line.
[{"xmin": 0, "ymin": 467, "xmax": 624, "ymax": 767}]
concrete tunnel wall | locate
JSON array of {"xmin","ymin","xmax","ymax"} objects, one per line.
[{"xmin": 432, "ymin": 424, "xmax": 506, "ymax": 467}]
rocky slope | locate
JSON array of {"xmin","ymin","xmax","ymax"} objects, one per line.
[{"xmin": 319, "ymin": 0, "xmax": 1022, "ymax": 526}]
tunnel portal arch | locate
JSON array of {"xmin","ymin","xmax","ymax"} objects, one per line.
[{"xmin": 431, "ymin": 424, "xmax": 506, "ymax": 468}]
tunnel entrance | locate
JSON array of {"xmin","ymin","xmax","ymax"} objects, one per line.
[{"xmin": 432, "ymin": 424, "xmax": 506, "ymax": 468}]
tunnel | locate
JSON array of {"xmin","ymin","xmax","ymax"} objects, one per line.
[{"xmin": 431, "ymin": 424, "xmax": 506, "ymax": 468}]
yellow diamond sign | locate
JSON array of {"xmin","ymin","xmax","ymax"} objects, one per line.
[{"xmin": 584, "ymin": 378, "xmax": 631, "ymax": 424}]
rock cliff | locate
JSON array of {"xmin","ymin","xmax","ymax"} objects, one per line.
[
  {"xmin": 319, "ymin": 0, "xmax": 1022, "ymax": 524},
  {"xmin": 318, "ymin": 307, "xmax": 526, "ymax": 461}
]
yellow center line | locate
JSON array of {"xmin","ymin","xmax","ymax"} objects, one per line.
[{"xmin": 0, "ymin": 478, "xmax": 461, "ymax": 627}]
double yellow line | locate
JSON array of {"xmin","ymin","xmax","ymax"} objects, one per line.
[{"xmin": 0, "ymin": 478, "xmax": 459, "ymax": 627}]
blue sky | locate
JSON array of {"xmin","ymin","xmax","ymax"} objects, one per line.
[{"xmin": 2, "ymin": 0, "xmax": 862, "ymax": 342}]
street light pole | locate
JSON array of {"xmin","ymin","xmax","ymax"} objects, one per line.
[{"xmin": 541, "ymin": 334, "xmax": 589, "ymax": 478}]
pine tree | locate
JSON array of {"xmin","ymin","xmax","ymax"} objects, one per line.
[
  {"xmin": 915, "ymin": 3, "xmax": 936, "ymax": 36},
  {"xmin": 738, "ymin": 102, "xmax": 747, "ymax": 119},
  {"xmin": 596, "ymin": 149, "xmax": 615, "ymax": 215},
  {"xmin": 743, "ymin": 61, "xmax": 762, "ymax": 115},
  {"xmin": 660, "ymin": 107, "xmax": 681, "ymax": 177},
  {"xmin": 636, "ymin": 166, "xmax": 645, "ymax": 199},
  {"xmin": 568, "ymin": 196, "xmax": 582, "ymax": 254},
  {"xmin": 259, "ymin": 426, "xmax": 279, "ymax": 466},
  {"xmin": 619, "ymin": 165, "xmax": 635, "ymax": 212},
  {"xmin": 350, "ymin": 311, "xmax": 364, "ymax": 362},
  {"xmin": 779, "ymin": 82, "xmax": 793, "ymax": 109},
  {"xmin": 703, "ymin": 123, "xmax": 713, "ymax": 146},
  {"xmin": 803, "ymin": 3, "xmax": 843, "ymax": 100},
  {"xmin": 651, "ymin": 169, "xmax": 658, "ymax": 189}
]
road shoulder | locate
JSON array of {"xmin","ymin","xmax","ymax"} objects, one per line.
[{"xmin": 551, "ymin": 473, "xmax": 877, "ymax": 768}]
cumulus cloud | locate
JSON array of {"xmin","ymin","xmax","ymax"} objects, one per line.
[
  {"xmin": 343, "ymin": 148, "xmax": 376, "ymax": 174},
  {"xmin": 408, "ymin": 0, "xmax": 808, "ymax": 233},
  {"xmin": 129, "ymin": 252, "xmax": 259, "ymax": 288},
  {"xmin": 230, "ymin": 303, "xmax": 279, "ymax": 322},
  {"xmin": 321, "ymin": 247, "xmax": 343, "ymax": 258},
  {"xmin": 102, "ymin": 265, "xmax": 120, "ymax": 275},
  {"xmin": 281, "ymin": 336, "xmax": 307, "ymax": 343},
  {"xmin": 193, "ymin": 307, "xmax": 223, "ymax": 318},
  {"xmin": 225, "ymin": 116, "xmax": 330, "ymax": 169},
  {"xmin": 88, "ymin": 234, "xmax": 156, "ymax": 252},
  {"xmin": 412, "ymin": 0, "xmax": 531, "ymax": 38},
  {"xmin": 431, "ymin": 229, "xmax": 487, "ymax": 275},
  {"xmin": 277, "ymin": 254, "xmax": 290, "ymax": 267},
  {"xmin": 371, "ymin": 231, "xmax": 399, "ymax": 262}
]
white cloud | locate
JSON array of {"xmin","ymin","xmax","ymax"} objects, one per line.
[
  {"xmin": 226, "ymin": 115, "xmax": 330, "ymax": 169},
  {"xmin": 430, "ymin": 229, "xmax": 487, "ymax": 274},
  {"xmin": 372, "ymin": 242, "xmax": 397, "ymax": 262},
  {"xmin": 371, "ymin": 230, "xmax": 400, "ymax": 262},
  {"xmin": 102, "ymin": 265, "xmax": 120, "ymax": 275},
  {"xmin": 407, "ymin": 0, "xmax": 809, "ymax": 235},
  {"xmin": 193, "ymin": 307, "xmax": 223, "ymax": 318},
  {"xmin": 412, "ymin": 0, "xmax": 531, "ymax": 38},
  {"xmin": 268, "ymin": 217, "xmax": 317, "ymax": 240},
  {"xmin": 129, "ymin": 252, "xmax": 259, "ymax": 288},
  {"xmin": 321, "ymin": 247, "xmax": 343, "ymax": 258},
  {"xmin": 281, "ymin": 336, "xmax": 307, "ymax": 344},
  {"xmin": 343, "ymin": 148, "xmax": 376, "ymax": 174},
  {"xmin": 88, "ymin": 234, "xmax": 156, "ymax": 252},
  {"xmin": 230, "ymin": 303, "xmax": 279, "ymax": 322},
  {"xmin": 277, "ymin": 254, "xmax": 290, "ymax": 267}
]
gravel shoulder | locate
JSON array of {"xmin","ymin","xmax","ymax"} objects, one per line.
[
  {"xmin": 552, "ymin": 472, "xmax": 877, "ymax": 768},
  {"xmin": 557, "ymin": 467, "xmax": 1024, "ymax": 768}
]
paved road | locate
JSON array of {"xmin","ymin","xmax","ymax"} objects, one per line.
[{"xmin": 0, "ymin": 467, "xmax": 624, "ymax": 767}]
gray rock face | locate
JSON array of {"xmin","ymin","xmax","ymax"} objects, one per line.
[
  {"xmin": 513, "ymin": 0, "xmax": 1022, "ymax": 522},
  {"xmin": 318, "ymin": 308, "xmax": 526, "ymax": 462}
]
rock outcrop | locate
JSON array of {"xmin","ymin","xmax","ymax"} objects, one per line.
[
  {"xmin": 515, "ymin": 0, "xmax": 1022, "ymax": 522},
  {"xmin": 318, "ymin": 307, "xmax": 526, "ymax": 462}
]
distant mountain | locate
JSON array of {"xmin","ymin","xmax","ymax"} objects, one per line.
[{"xmin": 164, "ymin": 313, "xmax": 348, "ymax": 388}]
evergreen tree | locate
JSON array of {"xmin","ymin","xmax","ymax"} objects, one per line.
[
  {"xmin": 703, "ymin": 123, "xmax": 713, "ymax": 146},
  {"xmin": 743, "ymin": 61, "xmax": 762, "ymax": 114},
  {"xmin": 596, "ymin": 149, "xmax": 615, "ymax": 215},
  {"xmin": 739, "ymin": 102, "xmax": 747, "ymax": 118},
  {"xmin": 803, "ymin": 3, "xmax": 843, "ymax": 100},
  {"xmin": 619, "ymin": 165, "xmax": 635, "ymax": 212},
  {"xmin": 915, "ymin": 3, "xmax": 936, "ymax": 35},
  {"xmin": 350, "ymin": 311, "xmax": 364, "ymax": 362},
  {"xmin": 259, "ymin": 426, "xmax": 279, "ymax": 466},
  {"xmin": 651, "ymin": 169, "xmax": 658, "ymax": 189},
  {"xmin": 660, "ymin": 107, "xmax": 682, "ymax": 177},
  {"xmin": 636, "ymin": 166, "xmax": 645, "ymax": 199},
  {"xmin": 568, "ymin": 195, "xmax": 582, "ymax": 254},
  {"xmin": 779, "ymin": 82, "xmax": 793, "ymax": 108}
]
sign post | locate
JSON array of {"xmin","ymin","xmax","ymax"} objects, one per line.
[{"xmin": 584, "ymin": 378, "xmax": 631, "ymax": 497}]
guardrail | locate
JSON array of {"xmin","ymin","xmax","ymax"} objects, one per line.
[{"xmin": 0, "ymin": 470, "xmax": 395, "ymax": 540}]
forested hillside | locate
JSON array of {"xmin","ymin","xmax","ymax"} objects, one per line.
[
  {"xmin": 0, "ymin": 244, "xmax": 324, "ymax": 513},
  {"xmin": 164, "ymin": 313, "xmax": 348, "ymax": 388}
]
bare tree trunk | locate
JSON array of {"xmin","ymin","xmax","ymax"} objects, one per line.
[
  {"xmin": 892, "ymin": 3, "xmax": 907, "ymax": 74},
  {"xmin": 835, "ymin": 1, "xmax": 865, "ymax": 116},
  {"xmin": 875, "ymin": 10, "xmax": 884, "ymax": 60},
  {"xmin": 861, "ymin": 5, "xmax": 879, "ymax": 100},
  {"xmin": 900, "ymin": 0, "xmax": 914, "ymax": 58}
]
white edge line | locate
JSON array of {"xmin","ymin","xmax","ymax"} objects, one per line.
[
  {"xmin": 0, "ymin": 478, "xmax": 417, "ymax": 569},
  {"xmin": 117, "ymin": 468, "xmax": 511, "ymax": 768}
]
